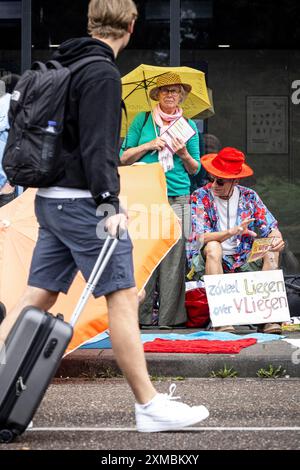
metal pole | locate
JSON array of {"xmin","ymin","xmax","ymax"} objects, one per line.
[
  {"xmin": 21, "ymin": 0, "xmax": 31, "ymax": 72},
  {"xmin": 170, "ymin": 0, "xmax": 181, "ymax": 66}
]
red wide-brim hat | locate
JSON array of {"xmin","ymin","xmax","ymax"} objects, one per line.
[{"xmin": 201, "ymin": 147, "xmax": 253, "ymax": 179}]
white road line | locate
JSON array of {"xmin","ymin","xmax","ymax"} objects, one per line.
[{"xmin": 28, "ymin": 426, "xmax": 300, "ymax": 432}]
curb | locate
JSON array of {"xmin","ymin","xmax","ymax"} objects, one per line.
[{"xmin": 56, "ymin": 338, "xmax": 300, "ymax": 378}]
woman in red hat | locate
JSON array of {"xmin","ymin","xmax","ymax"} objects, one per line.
[{"xmin": 187, "ymin": 147, "xmax": 285, "ymax": 334}]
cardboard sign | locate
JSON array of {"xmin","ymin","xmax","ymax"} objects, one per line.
[
  {"xmin": 204, "ymin": 270, "xmax": 290, "ymax": 326},
  {"xmin": 247, "ymin": 237, "xmax": 274, "ymax": 262}
]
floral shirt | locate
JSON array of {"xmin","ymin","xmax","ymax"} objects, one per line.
[{"xmin": 187, "ymin": 183, "xmax": 278, "ymax": 272}]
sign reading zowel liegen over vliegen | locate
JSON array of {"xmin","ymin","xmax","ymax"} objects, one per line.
[{"xmin": 204, "ymin": 270, "xmax": 290, "ymax": 327}]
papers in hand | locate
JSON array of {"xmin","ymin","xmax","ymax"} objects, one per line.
[
  {"xmin": 247, "ymin": 237, "xmax": 275, "ymax": 262},
  {"xmin": 161, "ymin": 117, "xmax": 196, "ymax": 154}
]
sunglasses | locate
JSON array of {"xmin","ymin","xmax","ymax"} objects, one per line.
[
  {"xmin": 159, "ymin": 87, "xmax": 181, "ymax": 96},
  {"xmin": 208, "ymin": 175, "xmax": 227, "ymax": 186}
]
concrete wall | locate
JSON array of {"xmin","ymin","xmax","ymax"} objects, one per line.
[
  {"xmin": 1, "ymin": 47, "xmax": 299, "ymax": 253},
  {"xmin": 182, "ymin": 49, "xmax": 300, "ymax": 255},
  {"xmin": 119, "ymin": 48, "xmax": 300, "ymax": 183},
  {"xmin": 183, "ymin": 49, "xmax": 300, "ymax": 180}
]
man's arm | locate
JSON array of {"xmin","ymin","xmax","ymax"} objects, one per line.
[
  {"xmin": 267, "ymin": 228, "xmax": 285, "ymax": 252},
  {"xmin": 78, "ymin": 76, "xmax": 122, "ymax": 212},
  {"xmin": 203, "ymin": 217, "xmax": 257, "ymax": 244}
]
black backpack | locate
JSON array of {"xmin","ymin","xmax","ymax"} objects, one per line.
[
  {"xmin": 3, "ymin": 56, "xmax": 111, "ymax": 188},
  {"xmin": 284, "ymin": 275, "xmax": 300, "ymax": 317}
]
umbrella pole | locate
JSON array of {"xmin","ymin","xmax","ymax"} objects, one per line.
[
  {"xmin": 145, "ymin": 92, "xmax": 158, "ymax": 138},
  {"xmin": 150, "ymin": 111, "xmax": 158, "ymax": 138},
  {"xmin": 142, "ymin": 71, "xmax": 158, "ymax": 138}
]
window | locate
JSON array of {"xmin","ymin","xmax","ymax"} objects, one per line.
[
  {"xmin": 0, "ymin": 0, "xmax": 21, "ymax": 74},
  {"xmin": 118, "ymin": 0, "xmax": 171, "ymax": 74}
]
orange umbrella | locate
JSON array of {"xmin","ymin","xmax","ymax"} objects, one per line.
[{"xmin": 0, "ymin": 164, "xmax": 181, "ymax": 354}]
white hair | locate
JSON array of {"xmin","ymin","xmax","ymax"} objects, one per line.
[{"xmin": 178, "ymin": 85, "xmax": 188, "ymax": 104}]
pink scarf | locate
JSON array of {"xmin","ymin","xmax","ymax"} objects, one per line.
[{"xmin": 153, "ymin": 104, "xmax": 183, "ymax": 172}]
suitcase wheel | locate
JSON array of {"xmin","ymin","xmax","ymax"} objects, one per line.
[{"xmin": 0, "ymin": 429, "xmax": 15, "ymax": 444}]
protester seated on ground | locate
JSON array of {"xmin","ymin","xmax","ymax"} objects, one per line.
[{"xmin": 187, "ymin": 146, "xmax": 285, "ymax": 334}]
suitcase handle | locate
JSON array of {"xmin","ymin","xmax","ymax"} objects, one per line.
[{"xmin": 69, "ymin": 235, "xmax": 118, "ymax": 327}]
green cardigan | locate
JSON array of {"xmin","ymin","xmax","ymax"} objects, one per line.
[{"xmin": 120, "ymin": 112, "xmax": 201, "ymax": 196}]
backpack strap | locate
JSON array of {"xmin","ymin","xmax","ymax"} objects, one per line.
[
  {"xmin": 121, "ymin": 110, "xmax": 150, "ymax": 152},
  {"xmin": 122, "ymin": 100, "xmax": 128, "ymax": 122},
  {"xmin": 46, "ymin": 60, "xmax": 65, "ymax": 70},
  {"xmin": 142, "ymin": 111, "xmax": 151, "ymax": 130},
  {"xmin": 31, "ymin": 61, "xmax": 48, "ymax": 72}
]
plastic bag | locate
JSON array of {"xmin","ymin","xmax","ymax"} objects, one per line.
[{"xmin": 185, "ymin": 288, "xmax": 210, "ymax": 328}]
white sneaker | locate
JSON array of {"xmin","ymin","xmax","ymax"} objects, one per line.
[{"xmin": 135, "ymin": 384, "xmax": 209, "ymax": 432}]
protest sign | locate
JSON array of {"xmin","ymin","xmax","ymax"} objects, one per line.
[{"xmin": 204, "ymin": 270, "xmax": 290, "ymax": 326}]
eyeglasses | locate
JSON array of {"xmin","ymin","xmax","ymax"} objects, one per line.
[
  {"xmin": 208, "ymin": 175, "xmax": 233, "ymax": 186},
  {"xmin": 159, "ymin": 87, "xmax": 181, "ymax": 96}
]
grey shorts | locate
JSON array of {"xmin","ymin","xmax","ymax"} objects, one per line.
[{"xmin": 28, "ymin": 196, "xmax": 135, "ymax": 298}]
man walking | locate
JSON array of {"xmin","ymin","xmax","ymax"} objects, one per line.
[{"xmin": 0, "ymin": 0, "xmax": 209, "ymax": 432}]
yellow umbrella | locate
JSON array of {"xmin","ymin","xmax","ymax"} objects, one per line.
[
  {"xmin": 121, "ymin": 64, "xmax": 211, "ymax": 137},
  {"xmin": 194, "ymin": 88, "xmax": 215, "ymax": 120}
]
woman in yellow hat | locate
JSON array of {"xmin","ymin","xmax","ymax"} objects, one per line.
[{"xmin": 120, "ymin": 72, "xmax": 201, "ymax": 328}]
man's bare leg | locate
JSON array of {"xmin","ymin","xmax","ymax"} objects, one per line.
[
  {"xmin": 203, "ymin": 241, "xmax": 236, "ymax": 332},
  {"xmin": 204, "ymin": 241, "xmax": 224, "ymax": 275},
  {"xmin": 0, "ymin": 286, "xmax": 58, "ymax": 344},
  {"xmin": 258, "ymin": 251, "xmax": 282, "ymax": 333},
  {"xmin": 106, "ymin": 287, "xmax": 156, "ymax": 404}
]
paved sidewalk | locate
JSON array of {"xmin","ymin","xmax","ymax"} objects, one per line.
[{"xmin": 56, "ymin": 328, "xmax": 300, "ymax": 379}]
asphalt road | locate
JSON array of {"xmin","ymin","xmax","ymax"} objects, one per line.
[{"xmin": 1, "ymin": 378, "xmax": 300, "ymax": 451}]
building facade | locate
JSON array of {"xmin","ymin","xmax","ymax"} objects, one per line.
[{"xmin": 1, "ymin": 0, "xmax": 300, "ymax": 257}]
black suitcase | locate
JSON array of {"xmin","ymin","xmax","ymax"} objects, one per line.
[
  {"xmin": 0, "ymin": 309, "xmax": 72, "ymax": 442},
  {"xmin": 0, "ymin": 235, "xmax": 118, "ymax": 443}
]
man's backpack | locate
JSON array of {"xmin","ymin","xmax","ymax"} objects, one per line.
[{"xmin": 3, "ymin": 56, "xmax": 111, "ymax": 188}]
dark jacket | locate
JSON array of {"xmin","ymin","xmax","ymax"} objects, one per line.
[{"xmin": 52, "ymin": 37, "xmax": 121, "ymax": 211}]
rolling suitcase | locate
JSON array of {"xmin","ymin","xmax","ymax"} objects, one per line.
[{"xmin": 0, "ymin": 235, "xmax": 118, "ymax": 443}]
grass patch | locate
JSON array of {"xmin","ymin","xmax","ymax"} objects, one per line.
[
  {"xmin": 149, "ymin": 375, "xmax": 185, "ymax": 382},
  {"xmin": 210, "ymin": 365, "xmax": 238, "ymax": 378},
  {"xmin": 79, "ymin": 366, "xmax": 122, "ymax": 380},
  {"xmin": 256, "ymin": 365, "xmax": 286, "ymax": 379}
]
